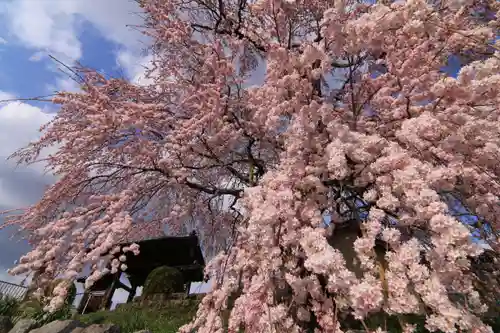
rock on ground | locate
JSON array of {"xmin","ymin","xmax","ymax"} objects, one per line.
[
  {"xmin": 23, "ymin": 321, "xmax": 121, "ymax": 333},
  {"xmin": 0, "ymin": 316, "xmax": 13, "ymax": 333},
  {"xmin": 69, "ymin": 328, "xmax": 85, "ymax": 333},
  {"xmin": 7, "ymin": 319, "xmax": 37, "ymax": 333},
  {"xmin": 80, "ymin": 324, "xmax": 119, "ymax": 333},
  {"xmin": 29, "ymin": 321, "xmax": 84, "ymax": 333}
]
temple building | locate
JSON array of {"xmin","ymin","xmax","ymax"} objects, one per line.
[{"xmin": 76, "ymin": 231, "xmax": 205, "ymax": 314}]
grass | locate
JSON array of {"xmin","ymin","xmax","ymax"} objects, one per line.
[
  {"xmin": 76, "ymin": 300, "xmax": 199, "ymax": 333},
  {"xmin": 0, "ymin": 295, "xmax": 20, "ymax": 317},
  {"xmin": 54, "ymin": 296, "xmax": 500, "ymax": 333}
]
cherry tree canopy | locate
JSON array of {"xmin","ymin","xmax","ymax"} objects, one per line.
[{"xmin": 2, "ymin": 0, "xmax": 500, "ymax": 332}]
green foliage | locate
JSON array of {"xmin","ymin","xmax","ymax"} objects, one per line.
[
  {"xmin": 0, "ymin": 295, "xmax": 20, "ymax": 317},
  {"xmin": 77, "ymin": 300, "xmax": 199, "ymax": 333},
  {"xmin": 15, "ymin": 295, "xmax": 73, "ymax": 327},
  {"xmin": 143, "ymin": 266, "xmax": 184, "ymax": 298},
  {"xmin": 15, "ymin": 299, "xmax": 43, "ymax": 320}
]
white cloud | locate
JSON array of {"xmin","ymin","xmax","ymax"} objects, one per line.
[
  {"xmin": 3, "ymin": 0, "xmax": 146, "ymax": 63},
  {"xmin": 5, "ymin": 0, "xmax": 82, "ymax": 63},
  {"xmin": 116, "ymin": 50, "xmax": 155, "ymax": 86},
  {"xmin": 0, "ymin": 37, "xmax": 7, "ymax": 45},
  {"xmin": 0, "ymin": 98, "xmax": 54, "ymax": 159},
  {"xmin": 3, "ymin": 0, "xmax": 150, "ymax": 91},
  {"xmin": 46, "ymin": 76, "xmax": 81, "ymax": 93},
  {"xmin": 29, "ymin": 51, "xmax": 47, "ymax": 62},
  {"xmin": 0, "ymin": 92, "xmax": 56, "ymax": 208},
  {"xmin": 0, "ymin": 91, "xmax": 15, "ymax": 102}
]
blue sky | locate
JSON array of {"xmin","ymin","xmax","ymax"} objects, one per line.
[
  {"xmin": 0, "ymin": 0, "xmax": 150, "ymax": 99},
  {"xmin": 0, "ymin": 21, "xmax": 124, "ymax": 98}
]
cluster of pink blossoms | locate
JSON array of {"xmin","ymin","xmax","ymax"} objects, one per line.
[{"xmin": 1, "ymin": 0, "xmax": 499, "ymax": 331}]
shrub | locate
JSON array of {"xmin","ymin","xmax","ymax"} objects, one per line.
[
  {"xmin": 0, "ymin": 295, "xmax": 20, "ymax": 317},
  {"xmin": 16, "ymin": 299, "xmax": 43, "ymax": 319},
  {"xmin": 142, "ymin": 267, "xmax": 184, "ymax": 298}
]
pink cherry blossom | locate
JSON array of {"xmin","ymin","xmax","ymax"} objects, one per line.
[{"xmin": 1, "ymin": 0, "xmax": 499, "ymax": 331}]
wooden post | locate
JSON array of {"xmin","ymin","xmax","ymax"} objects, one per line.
[
  {"xmin": 102, "ymin": 273, "xmax": 119, "ymax": 310},
  {"xmin": 77, "ymin": 291, "xmax": 90, "ymax": 314},
  {"xmin": 127, "ymin": 284, "xmax": 137, "ymax": 303}
]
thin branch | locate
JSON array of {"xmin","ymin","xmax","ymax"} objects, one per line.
[{"xmin": 0, "ymin": 94, "xmax": 57, "ymax": 104}]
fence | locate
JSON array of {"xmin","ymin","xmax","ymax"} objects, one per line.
[{"xmin": 0, "ymin": 280, "xmax": 28, "ymax": 300}]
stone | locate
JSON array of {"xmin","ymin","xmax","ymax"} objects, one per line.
[
  {"xmin": 70, "ymin": 328, "xmax": 85, "ymax": 333},
  {"xmin": 81, "ymin": 324, "xmax": 119, "ymax": 333},
  {"xmin": 29, "ymin": 320, "xmax": 84, "ymax": 333},
  {"xmin": 133, "ymin": 330, "xmax": 150, "ymax": 333},
  {"xmin": 8, "ymin": 319, "xmax": 37, "ymax": 333},
  {"xmin": 0, "ymin": 316, "xmax": 13, "ymax": 333}
]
